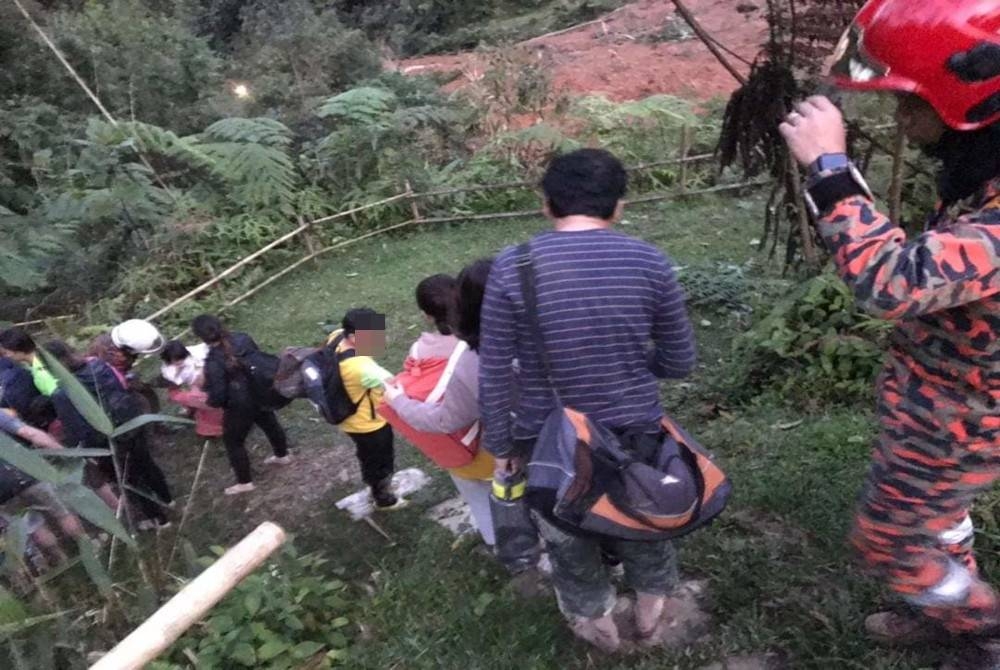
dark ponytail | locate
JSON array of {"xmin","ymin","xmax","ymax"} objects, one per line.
[
  {"xmin": 455, "ymin": 258, "xmax": 493, "ymax": 352},
  {"xmin": 191, "ymin": 314, "xmax": 239, "ymax": 371},
  {"xmin": 415, "ymin": 274, "xmax": 457, "ymax": 336}
]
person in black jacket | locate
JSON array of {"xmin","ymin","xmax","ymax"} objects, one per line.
[
  {"xmin": 46, "ymin": 340, "xmax": 173, "ymax": 529},
  {"xmin": 191, "ymin": 314, "xmax": 290, "ymax": 496},
  {"xmin": 0, "ymin": 355, "xmax": 40, "ymax": 419}
]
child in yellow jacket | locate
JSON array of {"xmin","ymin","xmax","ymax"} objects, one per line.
[{"xmin": 329, "ymin": 309, "xmax": 405, "ymax": 510}]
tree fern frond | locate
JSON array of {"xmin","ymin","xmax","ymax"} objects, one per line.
[
  {"xmin": 201, "ymin": 118, "xmax": 293, "ymax": 147},
  {"xmin": 317, "ymin": 87, "xmax": 397, "ymax": 124},
  {"xmin": 391, "ymin": 105, "xmax": 457, "ymax": 132},
  {"xmin": 198, "ymin": 142, "xmax": 298, "ymax": 212}
]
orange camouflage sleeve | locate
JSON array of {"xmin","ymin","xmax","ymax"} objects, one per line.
[{"xmin": 817, "ymin": 196, "xmax": 1000, "ymax": 320}]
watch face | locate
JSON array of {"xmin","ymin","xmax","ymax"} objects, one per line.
[{"xmin": 819, "ymin": 154, "xmax": 849, "ymax": 171}]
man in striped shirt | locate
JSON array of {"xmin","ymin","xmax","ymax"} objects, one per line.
[{"xmin": 479, "ymin": 148, "xmax": 696, "ymax": 651}]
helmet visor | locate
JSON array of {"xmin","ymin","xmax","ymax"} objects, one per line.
[{"xmin": 830, "ymin": 25, "xmax": 892, "ymax": 87}]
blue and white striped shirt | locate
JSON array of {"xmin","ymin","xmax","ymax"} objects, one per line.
[{"xmin": 479, "ymin": 228, "xmax": 696, "ymax": 457}]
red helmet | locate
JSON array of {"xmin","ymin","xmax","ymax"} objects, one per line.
[{"xmin": 830, "ymin": 0, "xmax": 1000, "ymax": 131}]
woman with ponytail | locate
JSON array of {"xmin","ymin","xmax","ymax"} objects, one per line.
[
  {"xmin": 192, "ymin": 314, "xmax": 290, "ymax": 496},
  {"xmin": 382, "ymin": 267, "xmax": 496, "ymax": 546}
]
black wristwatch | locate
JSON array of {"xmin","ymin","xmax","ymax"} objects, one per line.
[
  {"xmin": 808, "ymin": 153, "xmax": 850, "ymax": 178},
  {"xmin": 803, "ymin": 161, "xmax": 874, "ymax": 218}
]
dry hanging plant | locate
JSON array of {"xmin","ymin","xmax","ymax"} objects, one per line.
[{"xmin": 715, "ymin": 0, "xmax": 863, "ymax": 270}]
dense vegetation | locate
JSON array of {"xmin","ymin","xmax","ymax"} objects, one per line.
[
  {"xmin": 2, "ymin": 0, "xmax": 707, "ymax": 327},
  {"xmin": 4, "ymin": 1, "xmax": 976, "ymax": 669}
]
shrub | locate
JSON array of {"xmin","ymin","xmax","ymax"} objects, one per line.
[
  {"xmin": 727, "ymin": 273, "xmax": 892, "ymax": 406},
  {"xmin": 150, "ymin": 546, "xmax": 353, "ymax": 669}
]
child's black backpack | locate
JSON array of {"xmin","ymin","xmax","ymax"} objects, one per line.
[
  {"xmin": 306, "ymin": 334, "xmax": 368, "ymax": 426},
  {"xmin": 237, "ymin": 349, "xmax": 292, "ymax": 411}
]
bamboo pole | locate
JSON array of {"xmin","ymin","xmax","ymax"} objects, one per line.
[
  {"xmin": 11, "ymin": 315, "xmax": 74, "ymax": 327},
  {"xmin": 144, "ymin": 222, "xmax": 310, "ymax": 321},
  {"xmin": 307, "ymin": 192, "xmax": 411, "ymax": 226},
  {"xmin": 786, "ymin": 157, "xmax": 819, "ymax": 268},
  {"xmin": 222, "ymin": 218, "xmax": 421, "ymax": 310},
  {"xmin": 90, "ymin": 522, "xmax": 287, "ymax": 670},
  {"xmin": 667, "ymin": 0, "xmax": 747, "ymax": 85},
  {"xmin": 678, "ymin": 125, "xmax": 692, "ymax": 192},
  {"xmin": 166, "ymin": 440, "xmax": 211, "ymax": 571},
  {"xmin": 405, "ymin": 181, "xmax": 422, "ymax": 222},
  {"xmin": 9, "ymin": 0, "xmax": 174, "ymax": 196},
  {"xmin": 888, "ymin": 125, "xmax": 907, "ymax": 226}
]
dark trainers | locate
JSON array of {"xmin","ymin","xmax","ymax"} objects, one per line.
[
  {"xmin": 940, "ymin": 638, "xmax": 1000, "ymax": 670},
  {"xmin": 865, "ymin": 610, "xmax": 950, "ymax": 646}
]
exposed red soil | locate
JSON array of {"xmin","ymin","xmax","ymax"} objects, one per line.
[{"xmin": 397, "ymin": 0, "xmax": 768, "ymax": 102}]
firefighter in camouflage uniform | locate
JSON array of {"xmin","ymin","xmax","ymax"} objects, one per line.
[{"xmin": 780, "ymin": 1, "xmax": 1000, "ymax": 667}]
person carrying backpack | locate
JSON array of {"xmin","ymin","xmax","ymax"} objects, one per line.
[
  {"xmin": 46, "ymin": 340, "xmax": 173, "ymax": 530},
  {"xmin": 0, "ymin": 328, "xmax": 58, "ymax": 397},
  {"xmin": 479, "ymin": 148, "xmax": 698, "ymax": 652},
  {"xmin": 780, "ymin": 2, "xmax": 1000, "ymax": 666},
  {"xmin": 303, "ymin": 308, "xmax": 403, "ymax": 511},
  {"xmin": 381, "ymin": 271, "xmax": 495, "ymax": 543},
  {"xmin": 0, "ymin": 354, "xmax": 40, "ymax": 419},
  {"xmin": 192, "ymin": 314, "xmax": 291, "ymax": 496}
]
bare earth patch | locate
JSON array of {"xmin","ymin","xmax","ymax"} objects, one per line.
[{"xmin": 397, "ymin": 0, "xmax": 767, "ymax": 102}]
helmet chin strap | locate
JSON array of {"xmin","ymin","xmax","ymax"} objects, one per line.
[{"xmin": 924, "ymin": 124, "xmax": 1000, "ymax": 207}]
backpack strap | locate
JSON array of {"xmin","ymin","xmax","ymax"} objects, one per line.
[
  {"xmin": 513, "ymin": 243, "xmax": 561, "ymax": 405},
  {"xmin": 426, "ymin": 340, "xmax": 468, "ymax": 405}
]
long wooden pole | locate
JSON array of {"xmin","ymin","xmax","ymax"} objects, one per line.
[
  {"xmin": 90, "ymin": 522, "xmax": 287, "ymax": 670},
  {"xmin": 10, "ymin": 0, "xmax": 174, "ymax": 196},
  {"xmin": 667, "ymin": 0, "xmax": 747, "ymax": 85},
  {"xmin": 144, "ymin": 222, "xmax": 310, "ymax": 321},
  {"xmin": 888, "ymin": 125, "xmax": 907, "ymax": 226}
]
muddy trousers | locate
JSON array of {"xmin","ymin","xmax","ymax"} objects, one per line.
[
  {"xmin": 851, "ymin": 430, "xmax": 1000, "ymax": 635},
  {"xmin": 532, "ymin": 511, "xmax": 678, "ymax": 620},
  {"xmin": 222, "ymin": 407, "xmax": 288, "ymax": 484}
]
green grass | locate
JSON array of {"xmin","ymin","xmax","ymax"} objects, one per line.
[{"xmin": 151, "ymin": 193, "xmax": 945, "ymax": 669}]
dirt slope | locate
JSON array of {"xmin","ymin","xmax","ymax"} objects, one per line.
[{"xmin": 398, "ymin": 0, "xmax": 767, "ymax": 102}]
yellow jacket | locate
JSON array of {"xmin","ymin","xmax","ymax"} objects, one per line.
[{"xmin": 328, "ymin": 330, "xmax": 391, "ymax": 435}]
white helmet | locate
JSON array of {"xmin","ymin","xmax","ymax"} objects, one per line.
[{"xmin": 111, "ymin": 319, "xmax": 165, "ymax": 355}]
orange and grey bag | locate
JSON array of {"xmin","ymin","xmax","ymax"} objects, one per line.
[{"xmin": 514, "ymin": 243, "xmax": 731, "ymax": 541}]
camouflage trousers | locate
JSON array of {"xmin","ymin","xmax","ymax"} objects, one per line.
[
  {"xmin": 532, "ymin": 511, "xmax": 678, "ymax": 619},
  {"xmin": 851, "ymin": 371, "xmax": 1000, "ymax": 635}
]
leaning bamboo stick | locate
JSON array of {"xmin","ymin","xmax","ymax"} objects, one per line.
[
  {"xmin": 888, "ymin": 125, "xmax": 907, "ymax": 226},
  {"xmin": 90, "ymin": 522, "xmax": 287, "ymax": 670},
  {"xmin": 145, "ymin": 222, "xmax": 310, "ymax": 321},
  {"xmin": 222, "ymin": 218, "xmax": 421, "ymax": 310},
  {"xmin": 787, "ymin": 157, "xmax": 819, "ymax": 268}
]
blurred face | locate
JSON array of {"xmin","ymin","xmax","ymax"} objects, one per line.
[
  {"xmin": 1, "ymin": 348, "xmax": 32, "ymax": 364},
  {"xmin": 353, "ymin": 329, "xmax": 386, "ymax": 356},
  {"xmin": 896, "ymin": 94, "xmax": 947, "ymax": 146}
]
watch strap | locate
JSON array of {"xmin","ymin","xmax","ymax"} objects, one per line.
[{"xmin": 805, "ymin": 168, "xmax": 871, "ymax": 217}]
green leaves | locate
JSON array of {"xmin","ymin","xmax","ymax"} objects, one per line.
[
  {"xmin": 160, "ymin": 546, "xmax": 352, "ymax": 669},
  {"xmin": 55, "ymin": 482, "xmax": 133, "ymax": 547},
  {"xmin": 317, "ymin": 87, "xmax": 397, "ymax": 124},
  {"xmin": 38, "ymin": 348, "xmax": 114, "ymax": 436},
  {"xmin": 112, "ymin": 414, "xmax": 193, "ymax": 438},
  {"xmin": 0, "ymin": 432, "xmax": 63, "ymax": 483},
  {"xmin": 203, "ymin": 119, "xmax": 293, "ymax": 147}
]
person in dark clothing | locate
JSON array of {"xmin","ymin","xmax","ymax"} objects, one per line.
[
  {"xmin": 46, "ymin": 340, "xmax": 172, "ymax": 529},
  {"xmin": 479, "ymin": 148, "xmax": 695, "ymax": 652},
  {"xmin": 0, "ymin": 355, "xmax": 40, "ymax": 418},
  {"xmin": 191, "ymin": 314, "xmax": 290, "ymax": 496}
]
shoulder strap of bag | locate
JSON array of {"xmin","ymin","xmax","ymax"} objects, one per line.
[
  {"xmin": 426, "ymin": 340, "xmax": 468, "ymax": 405},
  {"xmin": 514, "ymin": 242, "xmax": 562, "ymax": 406}
]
